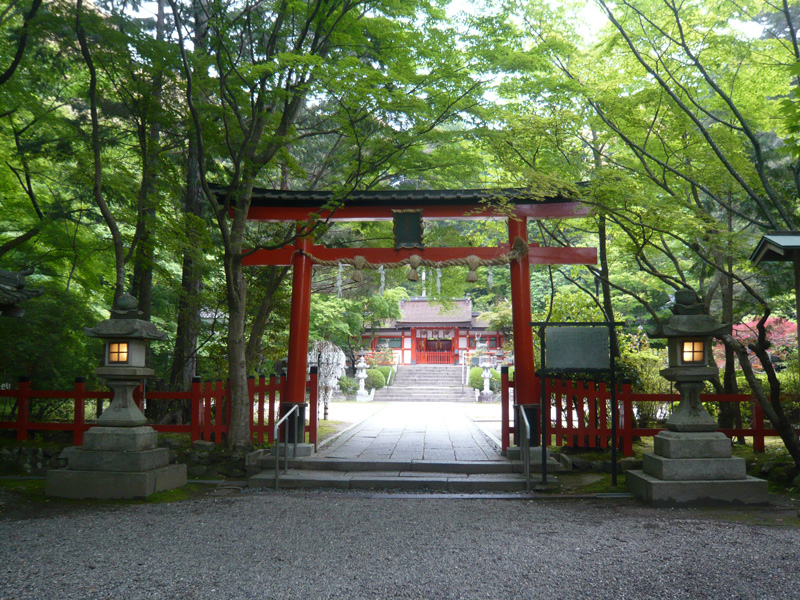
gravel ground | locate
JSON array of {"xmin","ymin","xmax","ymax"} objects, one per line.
[{"xmin": 1, "ymin": 490, "xmax": 799, "ymax": 600}]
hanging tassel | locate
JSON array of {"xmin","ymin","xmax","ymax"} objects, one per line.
[
  {"xmin": 488, "ymin": 266, "xmax": 493, "ymax": 289},
  {"xmin": 336, "ymin": 263, "xmax": 343, "ymax": 297},
  {"xmin": 436, "ymin": 267, "xmax": 442, "ymax": 294},
  {"xmin": 407, "ymin": 254, "xmax": 422, "ymax": 281},
  {"xmin": 510, "ymin": 236, "xmax": 529, "ymax": 261},
  {"xmin": 465, "ymin": 255, "xmax": 481, "ymax": 282},
  {"xmin": 351, "ymin": 255, "xmax": 366, "ymax": 282},
  {"xmin": 379, "ymin": 265, "xmax": 385, "ymax": 296}
]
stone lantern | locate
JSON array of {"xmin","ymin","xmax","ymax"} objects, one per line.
[
  {"xmin": 355, "ymin": 354, "xmax": 371, "ymax": 402},
  {"xmin": 648, "ymin": 288, "xmax": 730, "ymax": 432},
  {"xmin": 84, "ymin": 293, "xmax": 168, "ymax": 426},
  {"xmin": 626, "ymin": 289, "xmax": 767, "ymax": 506},
  {"xmin": 46, "ymin": 294, "xmax": 187, "ymax": 498},
  {"xmin": 479, "ymin": 359, "xmax": 493, "ymax": 403}
]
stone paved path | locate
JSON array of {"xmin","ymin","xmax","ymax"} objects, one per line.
[{"xmin": 320, "ymin": 402, "xmax": 504, "ymax": 462}]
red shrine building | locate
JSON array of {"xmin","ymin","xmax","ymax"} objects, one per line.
[{"xmin": 366, "ymin": 297, "xmax": 504, "ymax": 365}]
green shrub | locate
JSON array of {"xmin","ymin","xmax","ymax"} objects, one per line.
[
  {"xmin": 338, "ymin": 375, "xmax": 357, "ymax": 396},
  {"xmin": 365, "ymin": 369, "xmax": 386, "ymax": 390},
  {"xmin": 377, "ymin": 366, "xmax": 394, "ymax": 385}
]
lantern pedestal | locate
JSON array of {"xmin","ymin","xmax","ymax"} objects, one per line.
[
  {"xmin": 46, "ymin": 293, "xmax": 186, "ymax": 499},
  {"xmin": 663, "ymin": 379, "xmax": 717, "ymax": 433},
  {"xmin": 46, "ymin": 425, "xmax": 187, "ymax": 499},
  {"xmin": 94, "ymin": 368, "xmax": 153, "ymax": 427},
  {"xmin": 627, "ymin": 430, "xmax": 768, "ymax": 506}
]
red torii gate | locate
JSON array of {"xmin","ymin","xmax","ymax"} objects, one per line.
[{"xmin": 237, "ymin": 188, "xmax": 596, "ymax": 442}]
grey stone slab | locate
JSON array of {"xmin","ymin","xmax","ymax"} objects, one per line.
[
  {"xmin": 446, "ymin": 476, "xmax": 527, "ymax": 492},
  {"xmin": 249, "ymin": 470, "xmax": 347, "ymax": 488},
  {"xmin": 390, "ymin": 453, "xmax": 425, "ymax": 461},
  {"xmin": 398, "ymin": 471, "xmax": 467, "ymax": 478},
  {"xmin": 627, "ymin": 470, "xmax": 768, "ymax": 506},
  {"xmin": 653, "ymin": 431, "xmax": 732, "ymax": 459},
  {"xmin": 642, "ymin": 454, "xmax": 747, "ymax": 480},
  {"xmin": 68, "ymin": 448, "xmax": 169, "ymax": 472},
  {"xmin": 82, "ymin": 426, "xmax": 157, "ymax": 452},
  {"xmin": 271, "ymin": 443, "xmax": 314, "ymax": 458},
  {"xmin": 300, "ymin": 459, "xmax": 414, "ymax": 472},
  {"xmin": 46, "ymin": 464, "xmax": 186, "ymax": 499},
  {"xmin": 350, "ymin": 476, "xmax": 449, "ymax": 491},
  {"xmin": 455, "ymin": 453, "xmax": 491, "ymax": 463}
]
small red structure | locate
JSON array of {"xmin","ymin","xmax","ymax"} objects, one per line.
[{"xmin": 233, "ymin": 188, "xmax": 596, "ymax": 418}]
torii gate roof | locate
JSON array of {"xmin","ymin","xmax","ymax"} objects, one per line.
[{"xmin": 224, "ymin": 186, "xmax": 591, "ymax": 221}]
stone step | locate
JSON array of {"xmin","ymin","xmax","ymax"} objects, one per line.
[
  {"xmin": 249, "ymin": 469, "xmax": 533, "ymax": 491},
  {"xmin": 257, "ymin": 457, "xmax": 517, "ymax": 474}
]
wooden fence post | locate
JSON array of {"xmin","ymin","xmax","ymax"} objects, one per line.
[
  {"xmin": 16, "ymin": 377, "xmax": 30, "ymax": 442},
  {"xmin": 73, "ymin": 377, "xmax": 86, "ymax": 446}
]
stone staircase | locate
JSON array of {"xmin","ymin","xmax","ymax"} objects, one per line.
[
  {"xmin": 373, "ymin": 365, "xmax": 472, "ymax": 402},
  {"xmin": 249, "ymin": 457, "xmax": 538, "ymax": 491}
]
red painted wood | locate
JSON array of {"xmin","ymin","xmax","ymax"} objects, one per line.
[
  {"xmin": 3, "ymin": 376, "xmax": 790, "ymax": 455},
  {"xmin": 508, "ymin": 218, "xmax": 537, "ymax": 407},
  {"xmin": 244, "ymin": 202, "xmax": 591, "ymax": 222},
  {"xmin": 285, "ymin": 234, "xmax": 314, "ymax": 405},
  {"xmin": 73, "ymin": 379, "xmax": 86, "ymax": 446},
  {"xmin": 189, "ymin": 379, "xmax": 201, "ymax": 442},
  {"xmin": 242, "ymin": 244, "xmax": 596, "ymax": 267}
]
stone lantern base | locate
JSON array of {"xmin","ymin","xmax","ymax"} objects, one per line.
[
  {"xmin": 626, "ymin": 431, "xmax": 768, "ymax": 506},
  {"xmin": 46, "ymin": 426, "xmax": 187, "ymax": 499}
]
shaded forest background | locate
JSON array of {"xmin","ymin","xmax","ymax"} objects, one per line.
[{"xmin": 1, "ymin": 0, "xmax": 799, "ymax": 456}]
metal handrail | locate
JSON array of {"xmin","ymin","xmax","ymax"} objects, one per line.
[
  {"xmin": 274, "ymin": 404, "xmax": 301, "ymax": 490},
  {"xmin": 517, "ymin": 404, "xmax": 531, "ymax": 492}
]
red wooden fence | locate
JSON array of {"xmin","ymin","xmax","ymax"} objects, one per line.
[
  {"xmin": 501, "ymin": 373, "xmax": 794, "ymax": 456},
  {"xmin": 0, "ymin": 372, "xmax": 318, "ymax": 447},
  {"xmin": 416, "ymin": 351, "xmax": 454, "ymax": 365}
]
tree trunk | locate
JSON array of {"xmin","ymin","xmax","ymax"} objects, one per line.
[
  {"xmin": 718, "ymin": 247, "xmax": 745, "ymax": 442},
  {"xmin": 169, "ymin": 137, "xmax": 204, "ymax": 395},
  {"xmin": 225, "ymin": 251, "xmax": 252, "ymax": 451},
  {"xmin": 723, "ymin": 332, "xmax": 800, "ymax": 468}
]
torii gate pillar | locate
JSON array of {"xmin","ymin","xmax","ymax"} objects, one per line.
[
  {"xmin": 508, "ymin": 217, "xmax": 536, "ymax": 405},
  {"xmin": 284, "ymin": 233, "xmax": 313, "ymax": 409}
]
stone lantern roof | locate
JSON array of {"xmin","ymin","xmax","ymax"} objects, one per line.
[
  {"xmin": 648, "ymin": 289, "xmax": 730, "ymax": 339},
  {"xmin": 83, "ymin": 293, "xmax": 168, "ymax": 341}
]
